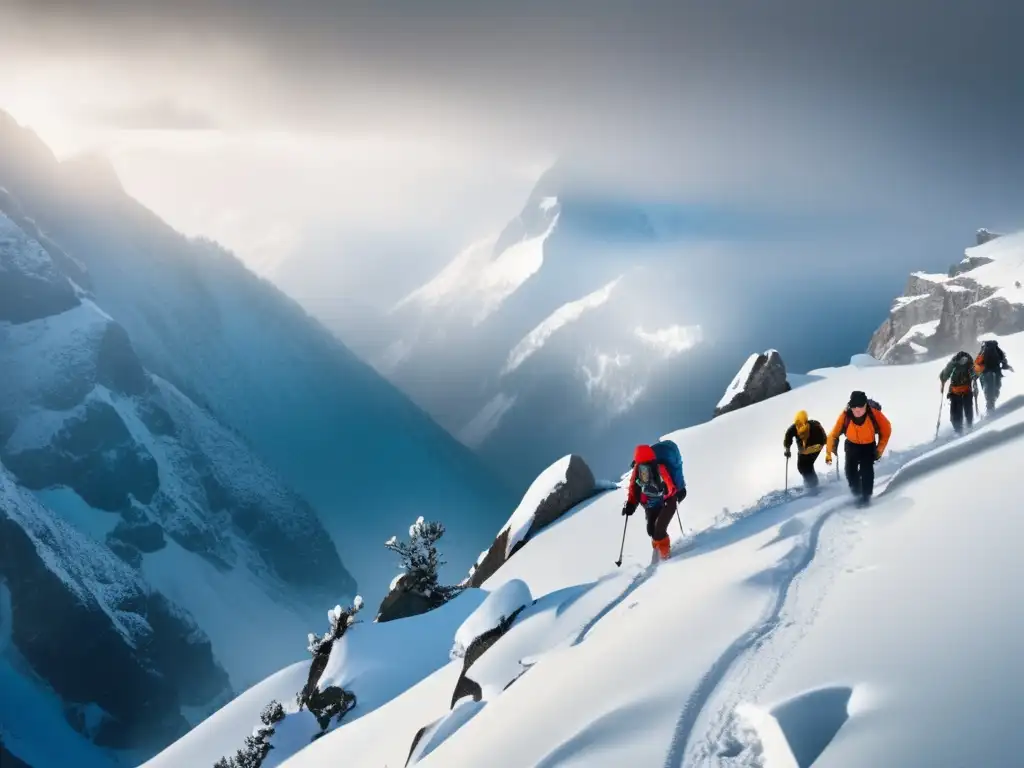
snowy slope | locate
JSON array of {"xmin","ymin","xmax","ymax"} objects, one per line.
[{"xmin": 155, "ymin": 332, "xmax": 1024, "ymax": 768}]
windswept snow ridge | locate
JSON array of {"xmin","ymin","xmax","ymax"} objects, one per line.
[{"xmin": 156, "ymin": 331, "xmax": 1024, "ymax": 768}]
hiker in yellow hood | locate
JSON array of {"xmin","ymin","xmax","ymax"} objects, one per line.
[{"xmin": 783, "ymin": 410, "xmax": 827, "ymax": 490}]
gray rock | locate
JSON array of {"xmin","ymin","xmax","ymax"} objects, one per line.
[
  {"xmin": 976, "ymin": 228, "xmax": 1002, "ymax": 246},
  {"xmin": 109, "ymin": 514, "xmax": 166, "ymax": 554},
  {"xmin": 0, "ymin": 484, "xmax": 229, "ymax": 753},
  {"xmin": 0, "ymin": 210, "xmax": 80, "ymax": 323},
  {"xmin": 375, "ymin": 577, "xmax": 439, "ymax": 623},
  {"xmin": 713, "ymin": 350, "xmax": 792, "ymax": 418},
  {"xmin": 467, "ymin": 454, "xmax": 600, "ymax": 588},
  {"xmin": 868, "ymin": 234, "xmax": 1024, "ymax": 364},
  {"xmin": 96, "ymin": 321, "xmax": 150, "ymax": 396},
  {"xmin": 3, "ymin": 399, "xmax": 160, "ymax": 511},
  {"xmin": 867, "ymin": 274, "xmax": 948, "ymax": 362}
]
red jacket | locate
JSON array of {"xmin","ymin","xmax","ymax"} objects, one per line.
[{"xmin": 625, "ymin": 444, "xmax": 678, "ymax": 511}]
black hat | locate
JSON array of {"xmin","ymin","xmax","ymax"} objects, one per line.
[{"xmin": 849, "ymin": 390, "xmax": 868, "ymax": 407}]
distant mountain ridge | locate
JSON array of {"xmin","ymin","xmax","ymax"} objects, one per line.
[
  {"xmin": 0, "ymin": 109, "xmax": 518, "ymax": 767},
  {"xmin": 0, "ymin": 109, "xmax": 516, "ymax": 599}
]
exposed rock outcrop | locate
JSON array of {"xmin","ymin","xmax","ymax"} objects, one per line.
[
  {"xmin": 0, "ymin": 207, "xmax": 80, "ymax": 323},
  {"xmin": 714, "ymin": 350, "xmax": 791, "ymax": 417},
  {"xmin": 975, "ymin": 228, "xmax": 1002, "ymax": 246},
  {"xmin": 0, "ymin": 467, "xmax": 229, "ymax": 750},
  {"xmin": 867, "ymin": 231, "xmax": 1024, "ymax": 363},
  {"xmin": 0, "ymin": 192, "xmax": 356, "ymax": 763},
  {"xmin": 467, "ymin": 454, "xmax": 601, "ymax": 588},
  {"xmin": 375, "ymin": 576, "xmax": 438, "ymax": 623}
]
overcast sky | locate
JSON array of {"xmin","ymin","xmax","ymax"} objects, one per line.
[{"xmin": 3, "ymin": 0, "xmax": 1024, "ymax": 292}]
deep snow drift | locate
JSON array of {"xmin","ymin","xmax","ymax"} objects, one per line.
[{"xmin": 150, "ymin": 330, "xmax": 1024, "ymax": 768}]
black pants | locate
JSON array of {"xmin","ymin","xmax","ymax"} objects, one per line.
[
  {"xmin": 645, "ymin": 491, "xmax": 683, "ymax": 540},
  {"xmin": 948, "ymin": 392, "xmax": 974, "ymax": 433},
  {"xmin": 844, "ymin": 441, "xmax": 876, "ymax": 499},
  {"xmin": 981, "ymin": 372, "xmax": 1001, "ymax": 409},
  {"xmin": 796, "ymin": 451, "xmax": 821, "ymax": 486}
]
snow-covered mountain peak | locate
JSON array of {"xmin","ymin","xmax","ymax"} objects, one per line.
[{"xmin": 501, "ymin": 275, "xmax": 621, "ymax": 375}]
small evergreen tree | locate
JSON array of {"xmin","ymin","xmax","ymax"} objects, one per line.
[
  {"xmin": 212, "ymin": 700, "xmax": 285, "ymax": 768},
  {"xmin": 384, "ymin": 516, "xmax": 463, "ymax": 607},
  {"xmin": 306, "ymin": 596, "xmax": 364, "ymax": 658},
  {"xmin": 298, "ymin": 598, "xmax": 362, "ymax": 735}
]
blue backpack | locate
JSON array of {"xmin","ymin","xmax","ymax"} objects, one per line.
[{"xmin": 651, "ymin": 440, "xmax": 685, "ymax": 491}]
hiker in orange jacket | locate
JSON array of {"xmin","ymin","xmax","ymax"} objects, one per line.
[
  {"xmin": 621, "ymin": 444, "xmax": 686, "ymax": 560},
  {"xmin": 825, "ymin": 391, "xmax": 892, "ymax": 505}
]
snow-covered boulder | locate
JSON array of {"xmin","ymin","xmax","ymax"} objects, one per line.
[
  {"xmin": 467, "ymin": 454, "xmax": 600, "ymax": 587},
  {"xmin": 714, "ymin": 349, "xmax": 792, "ymax": 417},
  {"xmin": 868, "ymin": 230, "xmax": 1024, "ymax": 363},
  {"xmin": 451, "ymin": 579, "xmax": 533, "ymax": 661}
]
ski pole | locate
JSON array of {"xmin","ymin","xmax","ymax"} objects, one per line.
[
  {"xmin": 934, "ymin": 384, "xmax": 945, "ymax": 441},
  {"xmin": 784, "ymin": 454, "xmax": 790, "ymax": 492},
  {"xmin": 675, "ymin": 508, "xmax": 685, "ymax": 537},
  {"xmin": 614, "ymin": 516, "xmax": 629, "ymax": 567}
]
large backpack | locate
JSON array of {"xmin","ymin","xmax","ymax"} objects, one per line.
[
  {"xmin": 651, "ymin": 439, "xmax": 685, "ymax": 491},
  {"xmin": 839, "ymin": 398, "xmax": 882, "ymax": 444},
  {"xmin": 980, "ymin": 340, "xmax": 1002, "ymax": 371},
  {"xmin": 949, "ymin": 353, "xmax": 974, "ymax": 388}
]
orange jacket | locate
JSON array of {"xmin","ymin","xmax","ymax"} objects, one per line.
[{"xmin": 827, "ymin": 407, "xmax": 892, "ymax": 456}]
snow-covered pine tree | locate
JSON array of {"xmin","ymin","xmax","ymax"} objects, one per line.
[
  {"xmin": 212, "ymin": 700, "xmax": 285, "ymax": 768},
  {"xmin": 384, "ymin": 516, "xmax": 463, "ymax": 608}
]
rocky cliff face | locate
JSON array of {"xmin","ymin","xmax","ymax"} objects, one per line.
[
  {"xmin": 867, "ymin": 230, "xmax": 1024, "ymax": 363},
  {"xmin": 0, "ymin": 204, "xmax": 355, "ymax": 764},
  {"xmin": 714, "ymin": 350, "xmax": 792, "ymax": 417}
]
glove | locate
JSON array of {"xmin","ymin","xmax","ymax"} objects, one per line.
[
  {"xmin": 621, "ymin": 503, "xmax": 635, "ymax": 517},
  {"xmin": 825, "ymin": 453, "xmax": 832, "ymax": 465},
  {"xmin": 784, "ymin": 449, "xmax": 791, "ymax": 459},
  {"xmin": 875, "ymin": 449, "xmax": 883, "ymax": 462}
]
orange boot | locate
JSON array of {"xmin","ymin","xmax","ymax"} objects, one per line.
[{"xmin": 653, "ymin": 536, "xmax": 671, "ymax": 560}]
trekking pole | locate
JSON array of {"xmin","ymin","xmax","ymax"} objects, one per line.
[
  {"xmin": 614, "ymin": 516, "xmax": 629, "ymax": 567},
  {"xmin": 784, "ymin": 454, "xmax": 790, "ymax": 492},
  {"xmin": 675, "ymin": 508, "xmax": 685, "ymax": 537},
  {"xmin": 934, "ymin": 384, "xmax": 945, "ymax": 441}
]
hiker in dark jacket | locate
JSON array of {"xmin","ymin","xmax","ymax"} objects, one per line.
[
  {"xmin": 940, "ymin": 351, "xmax": 978, "ymax": 434},
  {"xmin": 621, "ymin": 444, "xmax": 686, "ymax": 560},
  {"xmin": 783, "ymin": 410, "xmax": 827, "ymax": 489},
  {"xmin": 974, "ymin": 339, "xmax": 1014, "ymax": 411}
]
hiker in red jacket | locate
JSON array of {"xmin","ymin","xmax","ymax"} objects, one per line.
[{"xmin": 621, "ymin": 444, "xmax": 686, "ymax": 560}]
